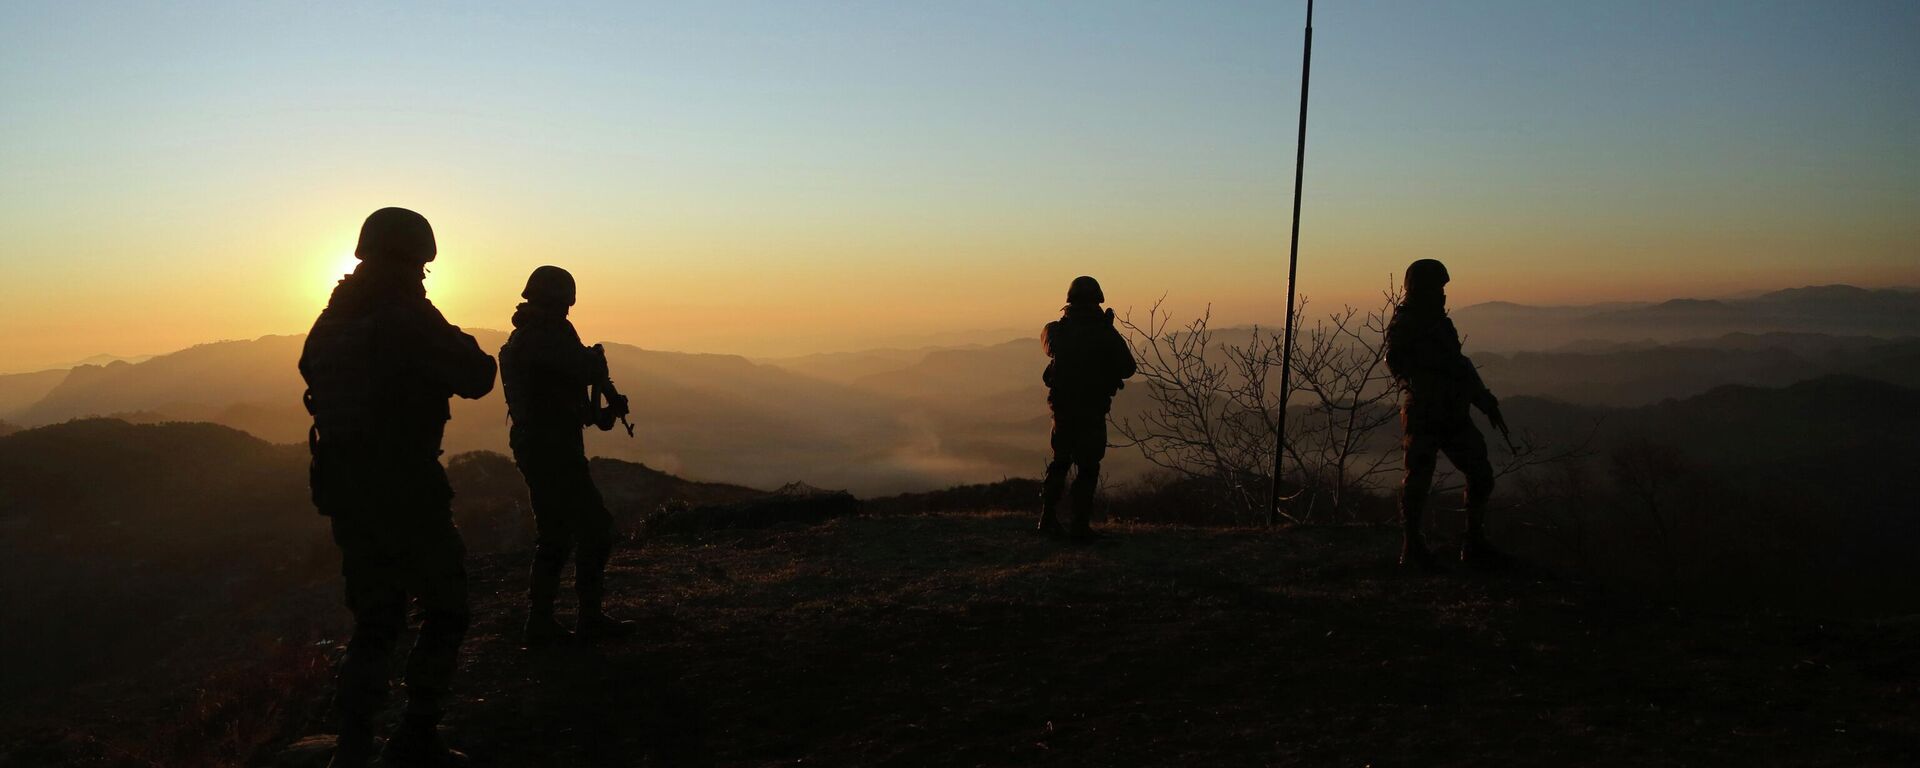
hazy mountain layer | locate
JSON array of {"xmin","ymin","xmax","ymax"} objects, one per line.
[
  {"xmin": 2, "ymin": 285, "xmax": 1915, "ymax": 495},
  {"xmin": 1452, "ymin": 285, "xmax": 1920, "ymax": 351}
]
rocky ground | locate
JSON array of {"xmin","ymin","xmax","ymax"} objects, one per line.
[{"xmin": 259, "ymin": 512, "xmax": 1920, "ymax": 767}]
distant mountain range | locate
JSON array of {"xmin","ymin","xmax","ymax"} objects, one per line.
[
  {"xmin": 0, "ymin": 284, "xmax": 1914, "ymax": 494},
  {"xmin": 1452, "ymin": 285, "xmax": 1920, "ymax": 351}
]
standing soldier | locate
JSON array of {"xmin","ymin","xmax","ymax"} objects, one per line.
[
  {"xmin": 1039, "ymin": 276, "xmax": 1137, "ymax": 540},
  {"xmin": 499, "ymin": 266, "xmax": 635, "ymax": 647},
  {"xmin": 301, "ymin": 207, "xmax": 496, "ymax": 768},
  {"xmin": 1384, "ymin": 259, "xmax": 1510, "ymax": 570}
]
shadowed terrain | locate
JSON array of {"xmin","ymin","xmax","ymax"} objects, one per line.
[{"xmin": 253, "ymin": 513, "xmax": 1919, "ymax": 767}]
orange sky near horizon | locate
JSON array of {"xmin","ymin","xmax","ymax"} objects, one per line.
[{"xmin": 3, "ymin": 2, "xmax": 1916, "ymax": 373}]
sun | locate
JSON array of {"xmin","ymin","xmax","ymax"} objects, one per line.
[
  {"xmin": 329, "ymin": 252, "xmax": 360, "ymax": 282},
  {"xmin": 305, "ymin": 252, "xmax": 360, "ymax": 306},
  {"xmin": 307, "ymin": 250, "xmax": 455, "ymax": 308}
]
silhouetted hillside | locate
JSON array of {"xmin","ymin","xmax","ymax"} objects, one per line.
[
  {"xmin": 13, "ymin": 336, "xmax": 314, "ymax": 430},
  {"xmin": 0, "ymin": 367, "xmax": 67, "ymax": 418},
  {"xmin": 753, "ymin": 346, "xmax": 944, "ymax": 385},
  {"xmin": 850, "ymin": 339, "xmax": 1036, "ymax": 402},
  {"xmin": 446, "ymin": 450, "xmax": 763, "ymax": 554},
  {"xmin": 1453, "ymin": 284, "xmax": 1920, "ymax": 351},
  {"xmin": 1505, "ymin": 375, "xmax": 1920, "ymax": 487},
  {"xmin": 0, "ymin": 418, "xmax": 764, "ymax": 763},
  {"xmin": 2, "ymin": 334, "xmax": 936, "ymax": 493},
  {"xmin": 1478, "ymin": 334, "xmax": 1920, "ymax": 406},
  {"xmin": 0, "ymin": 419, "xmax": 327, "ymax": 740},
  {"xmin": 0, "ymin": 418, "xmax": 311, "ymax": 536}
]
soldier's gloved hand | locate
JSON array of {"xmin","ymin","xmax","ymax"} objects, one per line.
[
  {"xmin": 1475, "ymin": 390, "xmax": 1510, "ymax": 436},
  {"xmin": 606, "ymin": 392, "xmax": 630, "ymax": 419},
  {"xmin": 589, "ymin": 343, "xmax": 610, "ymax": 380}
]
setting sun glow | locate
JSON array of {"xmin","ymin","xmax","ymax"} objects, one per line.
[{"xmin": 1, "ymin": 2, "xmax": 1915, "ymax": 374}]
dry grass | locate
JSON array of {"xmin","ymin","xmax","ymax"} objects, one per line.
[{"xmin": 406, "ymin": 512, "xmax": 1920, "ymax": 767}]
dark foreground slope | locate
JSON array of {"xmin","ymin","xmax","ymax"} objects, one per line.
[{"xmin": 262, "ymin": 514, "xmax": 1919, "ymax": 768}]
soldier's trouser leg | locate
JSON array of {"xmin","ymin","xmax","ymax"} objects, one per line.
[
  {"xmin": 332, "ymin": 516, "xmax": 407, "ymax": 740},
  {"xmin": 522, "ymin": 460, "xmax": 576, "ymax": 618},
  {"xmin": 1400, "ymin": 433, "xmax": 1441, "ymax": 545},
  {"xmin": 1063, "ymin": 411, "xmax": 1108, "ymax": 531},
  {"xmin": 569, "ymin": 464, "xmax": 615, "ymax": 617},
  {"xmin": 1041, "ymin": 418, "xmax": 1074, "ymax": 528},
  {"xmin": 398, "ymin": 519, "xmax": 469, "ymax": 726},
  {"xmin": 331, "ymin": 511, "xmax": 468, "ymax": 731},
  {"xmin": 1438, "ymin": 426, "xmax": 1496, "ymax": 539},
  {"xmin": 1069, "ymin": 460, "xmax": 1101, "ymax": 529}
]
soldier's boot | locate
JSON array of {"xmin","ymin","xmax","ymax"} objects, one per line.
[
  {"xmin": 380, "ymin": 714, "xmax": 468, "ymax": 768},
  {"xmin": 1066, "ymin": 465, "xmax": 1103, "ymax": 542},
  {"xmin": 333, "ymin": 612, "xmax": 397, "ymax": 767},
  {"xmin": 1398, "ymin": 495, "xmax": 1438, "ymax": 571},
  {"xmin": 575, "ymin": 553, "xmax": 634, "ymax": 641},
  {"xmin": 524, "ymin": 557, "xmax": 572, "ymax": 648},
  {"xmin": 1399, "ymin": 535, "xmax": 1437, "ymax": 571},
  {"xmin": 1037, "ymin": 462, "xmax": 1069, "ymax": 537},
  {"xmin": 1459, "ymin": 502, "xmax": 1512, "ymax": 570},
  {"xmin": 578, "ymin": 609, "xmax": 636, "ymax": 640}
]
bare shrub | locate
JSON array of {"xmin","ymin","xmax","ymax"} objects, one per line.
[{"xmin": 1113, "ymin": 288, "xmax": 1407, "ymax": 524}]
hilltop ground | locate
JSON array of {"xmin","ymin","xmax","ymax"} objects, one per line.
[{"xmin": 258, "ymin": 512, "xmax": 1917, "ymax": 767}]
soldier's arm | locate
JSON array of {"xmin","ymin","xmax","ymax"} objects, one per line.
[
  {"xmin": 1442, "ymin": 319, "xmax": 1490, "ymax": 395},
  {"xmin": 390, "ymin": 301, "xmax": 497, "ymax": 399},
  {"xmin": 1443, "ymin": 319, "xmax": 1505, "ymax": 425},
  {"xmin": 1041, "ymin": 321, "xmax": 1059, "ymax": 359}
]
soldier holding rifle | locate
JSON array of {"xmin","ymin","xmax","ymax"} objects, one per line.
[
  {"xmin": 1384, "ymin": 259, "xmax": 1512, "ymax": 570},
  {"xmin": 500, "ymin": 266, "xmax": 637, "ymax": 646}
]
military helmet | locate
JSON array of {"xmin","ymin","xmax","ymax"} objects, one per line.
[
  {"xmin": 1066, "ymin": 275, "xmax": 1105, "ymax": 305},
  {"xmin": 1404, "ymin": 259, "xmax": 1450, "ymax": 295},
  {"xmin": 522, "ymin": 265, "xmax": 577, "ymax": 307},
  {"xmin": 354, "ymin": 207, "xmax": 437, "ymax": 264}
]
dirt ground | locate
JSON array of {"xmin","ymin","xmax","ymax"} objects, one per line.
[{"xmin": 278, "ymin": 512, "xmax": 1920, "ymax": 767}]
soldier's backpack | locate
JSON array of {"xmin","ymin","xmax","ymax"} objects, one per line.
[{"xmin": 1044, "ymin": 309, "xmax": 1126, "ymax": 399}]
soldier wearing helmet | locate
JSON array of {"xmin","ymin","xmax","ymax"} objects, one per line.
[
  {"xmin": 499, "ymin": 265, "xmax": 634, "ymax": 647},
  {"xmin": 1038, "ymin": 276, "xmax": 1137, "ymax": 540},
  {"xmin": 1384, "ymin": 258, "xmax": 1510, "ymax": 570},
  {"xmin": 299, "ymin": 207, "xmax": 496, "ymax": 767}
]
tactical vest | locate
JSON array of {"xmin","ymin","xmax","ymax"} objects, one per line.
[
  {"xmin": 301, "ymin": 302, "xmax": 451, "ymax": 457},
  {"xmin": 1045, "ymin": 313, "xmax": 1124, "ymax": 403}
]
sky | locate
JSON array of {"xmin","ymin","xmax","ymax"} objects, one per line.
[{"xmin": 2, "ymin": 0, "xmax": 1916, "ymax": 371}]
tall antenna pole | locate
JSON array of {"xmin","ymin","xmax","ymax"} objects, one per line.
[{"xmin": 1267, "ymin": 0, "xmax": 1313, "ymax": 525}]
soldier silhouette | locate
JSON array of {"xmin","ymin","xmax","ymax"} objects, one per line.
[
  {"xmin": 1384, "ymin": 259, "xmax": 1511, "ymax": 570},
  {"xmin": 499, "ymin": 266, "xmax": 635, "ymax": 647},
  {"xmin": 300, "ymin": 208, "xmax": 496, "ymax": 767},
  {"xmin": 1039, "ymin": 276, "xmax": 1137, "ymax": 540}
]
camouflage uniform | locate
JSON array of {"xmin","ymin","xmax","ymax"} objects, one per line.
[
  {"xmin": 301, "ymin": 209, "xmax": 495, "ymax": 766},
  {"xmin": 499, "ymin": 300, "xmax": 620, "ymax": 636},
  {"xmin": 1039, "ymin": 278, "xmax": 1137, "ymax": 538},
  {"xmin": 1384, "ymin": 268, "xmax": 1503, "ymax": 567}
]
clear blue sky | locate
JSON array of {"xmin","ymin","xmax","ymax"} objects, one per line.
[{"xmin": 2, "ymin": 1, "xmax": 1915, "ymax": 369}]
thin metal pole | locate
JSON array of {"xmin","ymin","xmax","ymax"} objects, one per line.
[{"xmin": 1267, "ymin": 0, "xmax": 1313, "ymax": 525}]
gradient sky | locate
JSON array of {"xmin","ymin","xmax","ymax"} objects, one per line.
[{"xmin": 2, "ymin": 1, "xmax": 1916, "ymax": 371}]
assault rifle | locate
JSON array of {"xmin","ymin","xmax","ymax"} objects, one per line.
[{"xmin": 588, "ymin": 344, "xmax": 634, "ymax": 438}]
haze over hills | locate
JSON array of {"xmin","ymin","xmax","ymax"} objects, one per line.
[
  {"xmin": 0, "ymin": 285, "xmax": 1915, "ymax": 495},
  {"xmin": 1451, "ymin": 285, "xmax": 1920, "ymax": 351}
]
